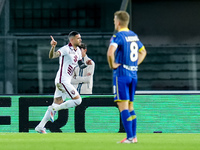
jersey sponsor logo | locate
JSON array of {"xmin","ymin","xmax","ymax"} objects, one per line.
[
  {"xmin": 123, "ymin": 64, "xmax": 138, "ymax": 71},
  {"xmin": 125, "ymin": 36, "xmax": 139, "ymax": 42}
]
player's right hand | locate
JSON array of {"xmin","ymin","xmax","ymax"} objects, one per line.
[{"xmin": 50, "ymin": 36, "xmax": 57, "ymax": 47}]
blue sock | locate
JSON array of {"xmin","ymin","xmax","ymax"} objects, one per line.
[
  {"xmin": 130, "ymin": 110, "xmax": 137, "ymax": 138},
  {"xmin": 121, "ymin": 109, "xmax": 133, "ymax": 139}
]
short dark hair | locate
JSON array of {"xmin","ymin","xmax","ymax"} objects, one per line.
[
  {"xmin": 68, "ymin": 31, "xmax": 80, "ymax": 39},
  {"xmin": 79, "ymin": 43, "xmax": 87, "ymax": 49}
]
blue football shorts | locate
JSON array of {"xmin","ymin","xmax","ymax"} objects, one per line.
[{"xmin": 113, "ymin": 76, "xmax": 137, "ymax": 102}]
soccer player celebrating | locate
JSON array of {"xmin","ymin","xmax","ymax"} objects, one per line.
[
  {"xmin": 107, "ymin": 11, "xmax": 147, "ymax": 143},
  {"xmin": 35, "ymin": 31, "xmax": 92, "ymax": 133}
]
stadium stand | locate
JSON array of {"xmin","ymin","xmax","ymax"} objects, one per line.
[{"xmin": 1, "ymin": 0, "xmax": 200, "ymax": 94}]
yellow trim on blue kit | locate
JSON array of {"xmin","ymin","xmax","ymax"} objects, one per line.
[
  {"xmin": 126, "ymin": 115, "xmax": 136, "ymax": 121},
  {"xmin": 114, "ymin": 99, "xmax": 129, "ymax": 102},
  {"xmin": 139, "ymin": 46, "xmax": 145, "ymax": 52},
  {"xmin": 119, "ymin": 28, "xmax": 129, "ymax": 32}
]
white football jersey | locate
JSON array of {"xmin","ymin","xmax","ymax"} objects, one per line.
[{"xmin": 55, "ymin": 43, "xmax": 82, "ymax": 84}]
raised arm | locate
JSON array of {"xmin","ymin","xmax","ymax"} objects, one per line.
[
  {"xmin": 71, "ymin": 61, "xmax": 95, "ymax": 84},
  {"xmin": 49, "ymin": 36, "xmax": 60, "ymax": 59}
]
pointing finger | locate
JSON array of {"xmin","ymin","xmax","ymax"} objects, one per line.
[{"xmin": 50, "ymin": 36, "xmax": 54, "ymax": 41}]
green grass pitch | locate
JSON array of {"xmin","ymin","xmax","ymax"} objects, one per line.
[{"xmin": 0, "ymin": 133, "xmax": 200, "ymax": 150}]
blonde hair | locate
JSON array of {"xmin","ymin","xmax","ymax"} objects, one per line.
[{"xmin": 114, "ymin": 11, "xmax": 130, "ymax": 27}]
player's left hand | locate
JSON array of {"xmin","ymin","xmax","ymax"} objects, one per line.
[{"xmin": 86, "ymin": 60, "xmax": 92, "ymax": 65}]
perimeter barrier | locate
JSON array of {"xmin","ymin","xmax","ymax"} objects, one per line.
[{"xmin": 0, "ymin": 92, "xmax": 200, "ymax": 133}]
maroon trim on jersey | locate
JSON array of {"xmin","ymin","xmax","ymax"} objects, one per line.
[
  {"xmin": 59, "ymin": 56, "xmax": 64, "ymax": 83},
  {"xmin": 57, "ymin": 51, "xmax": 61, "ymax": 56},
  {"xmin": 61, "ymin": 83, "xmax": 73, "ymax": 99},
  {"xmin": 74, "ymin": 101, "xmax": 79, "ymax": 106},
  {"xmin": 68, "ymin": 42, "xmax": 77, "ymax": 51}
]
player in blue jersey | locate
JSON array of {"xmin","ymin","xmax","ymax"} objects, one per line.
[{"xmin": 107, "ymin": 11, "xmax": 147, "ymax": 143}]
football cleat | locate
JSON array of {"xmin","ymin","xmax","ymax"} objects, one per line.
[
  {"xmin": 133, "ymin": 137, "xmax": 138, "ymax": 143},
  {"xmin": 35, "ymin": 126, "xmax": 47, "ymax": 134},
  {"xmin": 118, "ymin": 137, "xmax": 137, "ymax": 144},
  {"xmin": 118, "ymin": 138, "xmax": 132, "ymax": 144},
  {"xmin": 49, "ymin": 106, "xmax": 56, "ymax": 122}
]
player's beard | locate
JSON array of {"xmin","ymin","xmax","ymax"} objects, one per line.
[
  {"xmin": 73, "ymin": 42, "xmax": 81, "ymax": 50},
  {"xmin": 76, "ymin": 42, "xmax": 81, "ymax": 47}
]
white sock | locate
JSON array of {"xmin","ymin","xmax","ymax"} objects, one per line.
[
  {"xmin": 53, "ymin": 97, "xmax": 82, "ymax": 111},
  {"xmin": 37, "ymin": 107, "xmax": 51, "ymax": 128}
]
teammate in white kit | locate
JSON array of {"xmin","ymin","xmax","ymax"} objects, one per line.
[
  {"xmin": 71, "ymin": 43, "xmax": 95, "ymax": 94},
  {"xmin": 35, "ymin": 31, "xmax": 92, "ymax": 133}
]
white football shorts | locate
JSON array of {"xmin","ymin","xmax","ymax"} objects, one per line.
[{"xmin": 54, "ymin": 82, "xmax": 79, "ymax": 100}]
